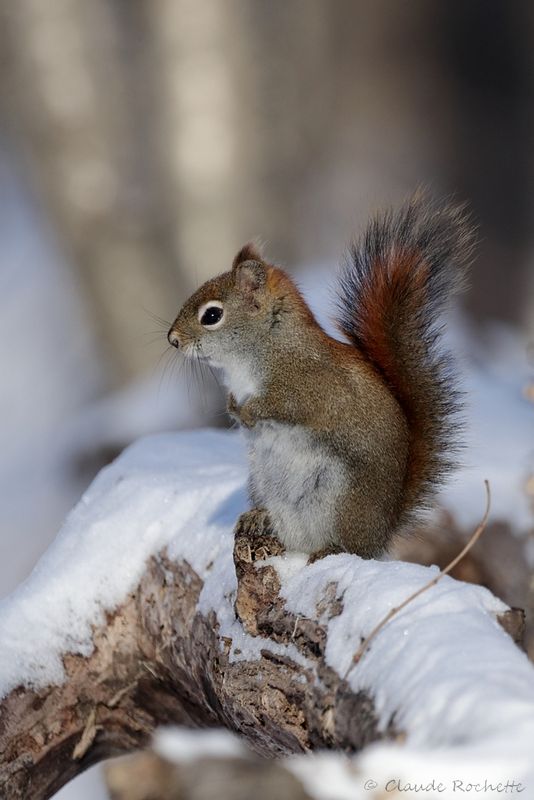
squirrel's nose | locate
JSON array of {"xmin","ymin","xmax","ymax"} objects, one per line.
[{"xmin": 167, "ymin": 329, "xmax": 180, "ymax": 348}]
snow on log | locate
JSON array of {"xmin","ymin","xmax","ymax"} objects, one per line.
[{"xmin": 0, "ymin": 431, "xmax": 533, "ymax": 800}]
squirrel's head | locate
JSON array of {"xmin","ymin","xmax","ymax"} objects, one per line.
[{"xmin": 167, "ymin": 243, "xmax": 315, "ymax": 371}]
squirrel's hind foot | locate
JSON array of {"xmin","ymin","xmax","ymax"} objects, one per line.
[
  {"xmin": 233, "ymin": 508, "xmax": 285, "ymax": 563},
  {"xmin": 307, "ymin": 543, "xmax": 344, "ymax": 564}
]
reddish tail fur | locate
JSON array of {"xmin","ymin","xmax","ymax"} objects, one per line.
[{"xmin": 336, "ymin": 195, "xmax": 476, "ymax": 518}]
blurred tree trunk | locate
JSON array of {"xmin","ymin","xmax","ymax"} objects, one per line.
[
  {"xmin": 432, "ymin": 1, "xmax": 534, "ymax": 329},
  {"xmin": 146, "ymin": 0, "xmax": 250, "ymax": 284},
  {"xmin": 0, "ymin": 0, "xmax": 184, "ymax": 386},
  {"xmin": 146, "ymin": 0, "xmax": 330, "ymax": 277}
]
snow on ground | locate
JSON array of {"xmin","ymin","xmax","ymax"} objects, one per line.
[
  {"xmin": 1, "ymin": 428, "xmax": 533, "ymax": 798},
  {"xmin": 53, "ymin": 765, "xmax": 109, "ymax": 800},
  {"xmin": 0, "ymin": 148, "xmax": 105, "ymax": 598},
  {"xmin": 446, "ymin": 321, "xmax": 533, "ymax": 533}
]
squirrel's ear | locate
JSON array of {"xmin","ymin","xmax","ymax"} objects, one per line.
[
  {"xmin": 232, "ymin": 241, "xmax": 263, "ymax": 271},
  {"xmin": 234, "ymin": 259, "xmax": 266, "ymax": 296}
]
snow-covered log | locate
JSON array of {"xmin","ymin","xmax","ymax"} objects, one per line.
[{"xmin": 0, "ymin": 431, "xmax": 533, "ymax": 800}]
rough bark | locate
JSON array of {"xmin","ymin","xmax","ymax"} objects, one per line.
[{"xmin": 0, "ymin": 532, "xmax": 386, "ymax": 800}]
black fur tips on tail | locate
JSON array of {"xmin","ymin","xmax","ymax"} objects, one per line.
[{"xmin": 337, "ymin": 194, "xmax": 476, "ymax": 516}]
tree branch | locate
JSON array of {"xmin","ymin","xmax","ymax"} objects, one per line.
[
  {"xmin": 0, "ymin": 541, "xmax": 384, "ymax": 800},
  {"xmin": 0, "ymin": 437, "xmax": 529, "ymax": 800}
]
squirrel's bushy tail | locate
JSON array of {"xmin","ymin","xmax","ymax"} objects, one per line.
[{"xmin": 337, "ymin": 194, "xmax": 476, "ymax": 518}]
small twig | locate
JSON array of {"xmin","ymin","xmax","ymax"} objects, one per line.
[
  {"xmin": 72, "ymin": 708, "xmax": 99, "ymax": 760},
  {"xmin": 346, "ymin": 480, "xmax": 491, "ymax": 675},
  {"xmin": 141, "ymin": 660, "xmax": 159, "ymax": 679},
  {"xmin": 107, "ymin": 680, "xmax": 139, "ymax": 709}
]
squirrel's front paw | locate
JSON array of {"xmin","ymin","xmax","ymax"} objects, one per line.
[
  {"xmin": 227, "ymin": 393, "xmax": 240, "ymax": 422},
  {"xmin": 237, "ymin": 401, "xmax": 258, "ymax": 429},
  {"xmin": 227, "ymin": 395, "xmax": 258, "ymax": 428}
]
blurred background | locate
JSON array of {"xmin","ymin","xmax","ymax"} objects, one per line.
[{"xmin": 0, "ymin": 2, "xmax": 533, "ymax": 797}]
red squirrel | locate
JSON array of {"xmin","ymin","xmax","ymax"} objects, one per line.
[{"xmin": 168, "ymin": 195, "xmax": 474, "ymax": 559}]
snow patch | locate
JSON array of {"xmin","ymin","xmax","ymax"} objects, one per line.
[
  {"xmin": 155, "ymin": 726, "xmax": 247, "ymax": 763},
  {"xmin": 0, "ymin": 430, "xmax": 246, "ymax": 696}
]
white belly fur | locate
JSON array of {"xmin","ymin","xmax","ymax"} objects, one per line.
[{"xmin": 246, "ymin": 421, "xmax": 347, "ymax": 552}]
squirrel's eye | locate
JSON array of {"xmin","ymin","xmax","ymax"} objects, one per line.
[
  {"xmin": 201, "ymin": 306, "xmax": 223, "ymax": 325},
  {"xmin": 198, "ymin": 301, "xmax": 225, "ymax": 329}
]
